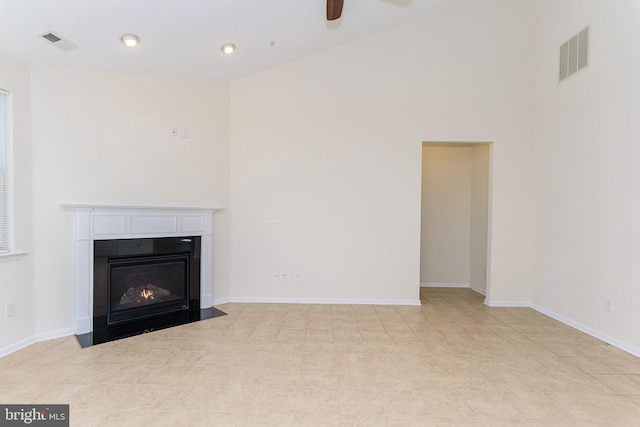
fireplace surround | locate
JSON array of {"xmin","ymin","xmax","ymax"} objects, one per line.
[
  {"xmin": 92, "ymin": 236, "xmax": 203, "ymax": 343},
  {"xmin": 64, "ymin": 204, "xmax": 224, "ymax": 346}
]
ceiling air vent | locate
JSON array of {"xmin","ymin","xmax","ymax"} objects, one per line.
[
  {"xmin": 39, "ymin": 31, "xmax": 78, "ymax": 52},
  {"xmin": 42, "ymin": 33, "xmax": 61, "ymax": 43},
  {"xmin": 559, "ymin": 26, "xmax": 589, "ymax": 83}
]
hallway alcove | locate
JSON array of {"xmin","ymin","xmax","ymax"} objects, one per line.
[{"xmin": 420, "ymin": 142, "xmax": 491, "ymax": 297}]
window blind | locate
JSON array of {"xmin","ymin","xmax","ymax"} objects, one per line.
[{"xmin": 0, "ymin": 90, "xmax": 8, "ymax": 253}]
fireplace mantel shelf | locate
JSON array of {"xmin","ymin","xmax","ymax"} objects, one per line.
[{"xmin": 62, "ymin": 203, "xmax": 224, "ymax": 212}]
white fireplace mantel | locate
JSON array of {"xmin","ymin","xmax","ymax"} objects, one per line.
[{"xmin": 63, "ymin": 203, "xmax": 223, "ymax": 335}]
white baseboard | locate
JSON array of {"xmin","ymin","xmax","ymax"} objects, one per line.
[
  {"xmin": 229, "ymin": 297, "xmax": 422, "ymax": 306},
  {"xmin": 469, "ymin": 284, "xmax": 486, "ymax": 296},
  {"xmin": 0, "ymin": 336, "xmax": 36, "ymax": 359},
  {"xmin": 35, "ymin": 328, "xmax": 75, "ymax": 343},
  {"xmin": 212, "ymin": 297, "xmax": 233, "ymax": 306},
  {"xmin": 530, "ymin": 304, "xmax": 640, "ymax": 358},
  {"xmin": 421, "ymin": 282, "xmax": 469, "ymax": 288},
  {"xmin": 481, "ymin": 300, "xmax": 640, "ymax": 358},
  {"xmin": 421, "ymin": 282, "xmax": 487, "ymax": 297},
  {"xmin": 484, "ymin": 300, "xmax": 530, "ymax": 307}
]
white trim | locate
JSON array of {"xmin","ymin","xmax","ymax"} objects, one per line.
[
  {"xmin": 35, "ymin": 328, "xmax": 74, "ymax": 343},
  {"xmin": 469, "ymin": 284, "xmax": 486, "ymax": 296},
  {"xmin": 530, "ymin": 304, "xmax": 640, "ymax": 358},
  {"xmin": 421, "ymin": 282, "xmax": 486, "ymax": 296},
  {"xmin": 481, "ymin": 300, "xmax": 640, "ymax": 358},
  {"xmin": 212, "ymin": 298, "xmax": 233, "ymax": 306},
  {"xmin": 1, "ymin": 327, "xmax": 86, "ymax": 357},
  {"xmin": 484, "ymin": 300, "xmax": 530, "ymax": 307},
  {"xmin": 228, "ymin": 297, "xmax": 422, "ymax": 306},
  {"xmin": 0, "ymin": 250, "xmax": 27, "ymax": 263},
  {"xmin": 420, "ymin": 282, "xmax": 469, "ymax": 288},
  {"xmin": 0, "ymin": 336, "xmax": 36, "ymax": 358},
  {"xmin": 62, "ymin": 203, "xmax": 223, "ymax": 211}
]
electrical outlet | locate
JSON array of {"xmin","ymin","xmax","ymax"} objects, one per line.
[
  {"xmin": 265, "ymin": 213, "xmax": 271, "ymax": 223},
  {"xmin": 282, "ymin": 272, "xmax": 288, "ymax": 281},
  {"xmin": 171, "ymin": 128, "xmax": 177, "ymax": 137},
  {"xmin": 5, "ymin": 303, "xmax": 16, "ymax": 318},
  {"xmin": 274, "ymin": 272, "xmax": 280, "ymax": 280},
  {"xmin": 605, "ymin": 299, "xmax": 613, "ymax": 312}
]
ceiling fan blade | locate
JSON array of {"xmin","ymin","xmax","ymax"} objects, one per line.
[{"xmin": 327, "ymin": 0, "xmax": 344, "ymax": 21}]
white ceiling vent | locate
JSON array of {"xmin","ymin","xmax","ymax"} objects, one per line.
[
  {"xmin": 559, "ymin": 26, "xmax": 589, "ymax": 83},
  {"xmin": 39, "ymin": 31, "xmax": 78, "ymax": 52}
]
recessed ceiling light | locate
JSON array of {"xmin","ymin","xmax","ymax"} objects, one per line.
[
  {"xmin": 121, "ymin": 34, "xmax": 140, "ymax": 47},
  {"xmin": 221, "ymin": 43, "xmax": 236, "ymax": 54}
]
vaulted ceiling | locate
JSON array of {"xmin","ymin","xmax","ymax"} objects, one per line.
[{"xmin": 0, "ymin": 0, "xmax": 474, "ymax": 81}]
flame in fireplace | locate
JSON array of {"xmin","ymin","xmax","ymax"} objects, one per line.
[
  {"xmin": 120, "ymin": 283, "xmax": 171, "ymax": 306},
  {"xmin": 140, "ymin": 288, "xmax": 155, "ymax": 300}
]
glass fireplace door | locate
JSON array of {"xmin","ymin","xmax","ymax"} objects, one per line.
[{"xmin": 108, "ymin": 254, "xmax": 189, "ymax": 325}]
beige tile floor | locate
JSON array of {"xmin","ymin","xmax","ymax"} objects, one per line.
[{"xmin": 2, "ymin": 288, "xmax": 640, "ymax": 426}]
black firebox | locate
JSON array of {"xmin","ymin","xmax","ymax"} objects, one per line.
[{"xmin": 78, "ymin": 236, "xmax": 225, "ymax": 346}]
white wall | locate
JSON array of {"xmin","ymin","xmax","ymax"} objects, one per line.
[
  {"xmin": 534, "ymin": 0, "xmax": 640, "ymax": 351},
  {"xmin": 420, "ymin": 145, "xmax": 472, "ymax": 286},
  {"xmin": 0, "ymin": 52, "xmax": 34, "ymax": 353},
  {"xmin": 30, "ymin": 67, "xmax": 231, "ymax": 337},
  {"xmin": 230, "ymin": 0, "xmax": 540, "ymax": 305},
  {"xmin": 470, "ymin": 144, "xmax": 490, "ymax": 293}
]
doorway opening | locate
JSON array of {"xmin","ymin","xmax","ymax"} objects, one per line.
[{"xmin": 420, "ymin": 142, "xmax": 492, "ymax": 301}]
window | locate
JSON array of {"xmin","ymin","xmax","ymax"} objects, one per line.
[{"xmin": 0, "ymin": 89, "xmax": 9, "ymax": 253}]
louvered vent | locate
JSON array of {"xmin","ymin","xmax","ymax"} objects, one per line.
[
  {"xmin": 39, "ymin": 31, "xmax": 78, "ymax": 52},
  {"xmin": 41, "ymin": 32, "xmax": 62, "ymax": 43},
  {"xmin": 559, "ymin": 26, "xmax": 589, "ymax": 82}
]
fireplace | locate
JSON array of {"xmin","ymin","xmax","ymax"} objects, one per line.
[
  {"xmin": 65, "ymin": 203, "xmax": 226, "ymax": 348},
  {"xmin": 90, "ymin": 236, "xmax": 214, "ymax": 344}
]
